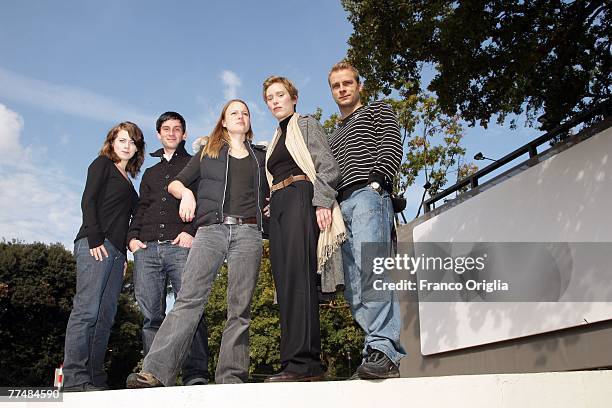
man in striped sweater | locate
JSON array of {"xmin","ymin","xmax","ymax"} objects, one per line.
[{"xmin": 328, "ymin": 61, "xmax": 406, "ymax": 379}]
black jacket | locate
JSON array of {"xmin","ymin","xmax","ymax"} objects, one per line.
[
  {"xmin": 127, "ymin": 141, "xmax": 197, "ymax": 243},
  {"xmin": 174, "ymin": 141, "xmax": 269, "ymax": 234}
]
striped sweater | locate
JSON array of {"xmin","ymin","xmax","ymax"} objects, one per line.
[{"xmin": 329, "ymin": 100, "xmax": 403, "ymax": 193}]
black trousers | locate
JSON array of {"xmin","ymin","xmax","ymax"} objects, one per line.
[{"xmin": 269, "ymin": 181, "xmax": 323, "ymax": 375}]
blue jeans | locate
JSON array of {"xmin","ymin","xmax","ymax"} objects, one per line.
[
  {"xmin": 63, "ymin": 238, "xmax": 126, "ymax": 388},
  {"xmin": 340, "ymin": 187, "xmax": 406, "ymax": 366},
  {"xmin": 143, "ymin": 224, "xmax": 262, "ymax": 385},
  {"xmin": 133, "ymin": 241, "xmax": 209, "ymax": 382}
]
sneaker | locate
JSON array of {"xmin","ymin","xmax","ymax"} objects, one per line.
[
  {"xmin": 348, "ymin": 371, "xmax": 361, "ymax": 380},
  {"xmin": 355, "ymin": 347, "xmax": 400, "ymax": 379},
  {"xmin": 184, "ymin": 377, "xmax": 209, "ymax": 386},
  {"xmin": 62, "ymin": 383, "xmax": 106, "ymax": 392},
  {"xmin": 126, "ymin": 372, "xmax": 163, "ymax": 388}
]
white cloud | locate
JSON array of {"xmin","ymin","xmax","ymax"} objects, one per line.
[
  {"xmin": 220, "ymin": 70, "xmax": 242, "ymax": 100},
  {"xmin": 0, "ymin": 103, "xmax": 25, "ymax": 157},
  {"xmin": 0, "ymin": 66, "xmax": 156, "ymax": 128},
  {"xmin": 0, "ymin": 103, "xmax": 81, "ymax": 249},
  {"xmin": 190, "ymin": 71, "xmax": 275, "ymax": 149},
  {"xmin": 246, "ymin": 100, "xmax": 266, "ymax": 117},
  {"xmin": 190, "ymin": 72, "xmax": 249, "ymax": 144}
]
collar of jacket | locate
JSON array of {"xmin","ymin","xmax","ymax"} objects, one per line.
[
  {"xmin": 150, "ymin": 140, "xmax": 190, "ymax": 159},
  {"xmin": 217, "ymin": 139, "xmax": 265, "ymax": 155}
]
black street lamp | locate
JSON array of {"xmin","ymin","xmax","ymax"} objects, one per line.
[{"xmin": 474, "ymin": 152, "xmax": 497, "ymax": 162}]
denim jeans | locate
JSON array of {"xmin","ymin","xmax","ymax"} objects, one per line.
[
  {"xmin": 340, "ymin": 186, "xmax": 406, "ymax": 366},
  {"xmin": 133, "ymin": 241, "xmax": 209, "ymax": 382},
  {"xmin": 63, "ymin": 238, "xmax": 126, "ymax": 388},
  {"xmin": 143, "ymin": 224, "xmax": 262, "ymax": 385}
]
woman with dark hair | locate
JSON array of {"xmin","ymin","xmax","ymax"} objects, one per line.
[
  {"xmin": 127, "ymin": 99, "xmax": 269, "ymax": 387},
  {"xmin": 62, "ymin": 122, "xmax": 145, "ymax": 392},
  {"xmin": 262, "ymin": 76, "xmax": 345, "ymax": 382}
]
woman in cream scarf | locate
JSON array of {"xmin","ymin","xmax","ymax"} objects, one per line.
[{"xmin": 262, "ymin": 76, "xmax": 345, "ymax": 382}]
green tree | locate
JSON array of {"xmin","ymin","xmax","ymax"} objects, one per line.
[
  {"xmin": 319, "ymin": 299, "xmax": 363, "ymax": 379},
  {"xmin": 343, "ymin": 0, "xmax": 611, "ymax": 131},
  {"xmin": 387, "ymin": 86, "xmax": 477, "ymax": 198},
  {"xmin": 312, "ymin": 108, "xmax": 341, "ymax": 136},
  {"xmin": 0, "ymin": 241, "xmax": 141, "ymax": 388},
  {"xmin": 0, "ymin": 241, "xmax": 75, "ymax": 385}
]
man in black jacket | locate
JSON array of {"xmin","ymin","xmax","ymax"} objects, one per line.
[{"xmin": 127, "ymin": 112, "xmax": 209, "ymax": 385}]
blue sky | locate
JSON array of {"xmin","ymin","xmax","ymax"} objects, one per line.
[{"xmin": 0, "ymin": 1, "xmax": 538, "ymax": 248}]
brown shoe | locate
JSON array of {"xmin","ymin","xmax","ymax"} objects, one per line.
[
  {"xmin": 126, "ymin": 372, "xmax": 163, "ymax": 388},
  {"xmin": 264, "ymin": 371, "xmax": 324, "ymax": 383}
]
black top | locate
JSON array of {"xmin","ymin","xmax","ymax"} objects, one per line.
[
  {"xmin": 75, "ymin": 155, "xmax": 138, "ymax": 254},
  {"xmin": 223, "ymin": 155, "xmax": 256, "ymax": 218},
  {"xmin": 267, "ymin": 115, "xmax": 305, "ymax": 184},
  {"xmin": 127, "ymin": 141, "xmax": 197, "ymax": 243}
]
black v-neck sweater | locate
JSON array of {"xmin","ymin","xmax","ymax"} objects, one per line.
[{"xmin": 75, "ymin": 155, "xmax": 138, "ymax": 254}]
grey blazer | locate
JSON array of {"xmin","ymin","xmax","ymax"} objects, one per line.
[
  {"xmin": 297, "ymin": 115, "xmax": 344, "ymax": 293},
  {"xmin": 297, "ymin": 115, "xmax": 340, "ymax": 208}
]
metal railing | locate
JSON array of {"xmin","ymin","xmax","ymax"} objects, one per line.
[{"xmin": 423, "ymin": 99, "xmax": 612, "ymax": 213}]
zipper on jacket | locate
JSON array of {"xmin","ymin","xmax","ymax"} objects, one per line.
[
  {"xmin": 220, "ymin": 148, "xmax": 230, "ymax": 222},
  {"xmin": 247, "ymin": 143, "xmax": 263, "ymax": 232}
]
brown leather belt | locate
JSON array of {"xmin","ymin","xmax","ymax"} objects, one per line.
[
  {"xmin": 222, "ymin": 216, "xmax": 257, "ymax": 225},
  {"xmin": 271, "ymin": 175, "xmax": 310, "ymax": 193}
]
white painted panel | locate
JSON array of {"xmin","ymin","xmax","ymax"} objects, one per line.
[{"xmin": 413, "ymin": 128, "xmax": 612, "ymax": 355}]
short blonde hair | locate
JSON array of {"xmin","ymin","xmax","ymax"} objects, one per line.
[
  {"xmin": 328, "ymin": 60, "xmax": 361, "ymax": 85},
  {"xmin": 262, "ymin": 76, "xmax": 299, "ymax": 101}
]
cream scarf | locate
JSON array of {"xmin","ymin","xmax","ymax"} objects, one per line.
[{"xmin": 266, "ymin": 113, "xmax": 346, "ymax": 273}]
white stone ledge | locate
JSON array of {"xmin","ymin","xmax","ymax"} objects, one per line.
[{"xmin": 14, "ymin": 370, "xmax": 612, "ymax": 408}]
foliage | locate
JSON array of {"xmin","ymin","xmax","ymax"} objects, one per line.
[
  {"xmin": 319, "ymin": 299, "xmax": 363, "ymax": 379},
  {"xmin": 0, "ymin": 241, "xmax": 141, "ymax": 388},
  {"xmin": 387, "ymin": 85, "xmax": 477, "ymax": 197},
  {"xmin": 343, "ymin": 0, "xmax": 611, "ymax": 131},
  {"xmin": 312, "ymin": 108, "xmax": 342, "ymax": 136},
  {"xmin": 0, "ymin": 241, "xmax": 75, "ymax": 386}
]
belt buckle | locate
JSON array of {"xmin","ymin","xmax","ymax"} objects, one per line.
[
  {"xmin": 157, "ymin": 239, "xmax": 173, "ymax": 244},
  {"xmin": 224, "ymin": 216, "xmax": 239, "ymax": 225},
  {"xmin": 285, "ymin": 175, "xmax": 294, "ymax": 187}
]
